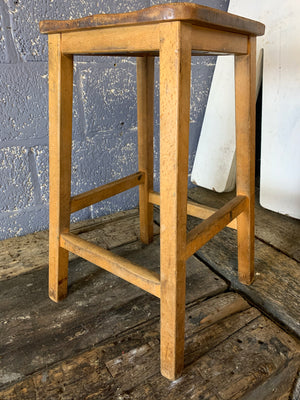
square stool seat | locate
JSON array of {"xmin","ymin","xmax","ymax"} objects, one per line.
[{"xmin": 40, "ymin": 3, "xmax": 264, "ymax": 380}]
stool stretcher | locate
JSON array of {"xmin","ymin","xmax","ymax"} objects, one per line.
[
  {"xmin": 70, "ymin": 171, "xmax": 145, "ymax": 213},
  {"xmin": 149, "ymin": 191, "xmax": 237, "ymax": 229},
  {"xmin": 185, "ymin": 195, "xmax": 247, "ymax": 259},
  {"xmin": 60, "ymin": 232, "xmax": 161, "ymax": 298}
]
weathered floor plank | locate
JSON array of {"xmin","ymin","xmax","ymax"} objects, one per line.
[
  {"xmin": 1, "ymin": 292, "xmax": 299, "ymax": 400},
  {"xmin": 117, "ymin": 315, "xmax": 300, "ymax": 400},
  {"xmin": 188, "ymin": 186, "xmax": 300, "ymax": 262},
  {"xmin": 1, "ymin": 202, "xmax": 299, "ymax": 399},
  {"xmin": 0, "ymin": 237, "xmax": 227, "ymax": 390},
  {"xmin": 186, "ymin": 187, "xmax": 300, "ymax": 338},
  {"xmin": 0, "ymin": 209, "xmax": 159, "ymax": 281},
  {"xmin": 193, "ymin": 224, "xmax": 300, "ymax": 338}
]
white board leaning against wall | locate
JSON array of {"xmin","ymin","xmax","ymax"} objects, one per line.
[{"xmin": 191, "ymin": 0, "xmax": 300, "ymax": 219}]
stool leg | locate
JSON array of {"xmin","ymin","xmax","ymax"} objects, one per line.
[
  {"xmin": 159, "ymin": 22, "xmax": 191, "ymax": 380},
  {"xmin": 137, "ymin": 56, "xmax": 155, "ymax": 244},
  {"xmin": 235, "ymin": 37, "xmax": 256, "ymax": 284},
  {"xmin": 48, "ymin": 34, "xmax": 73, "ymax": 302}
]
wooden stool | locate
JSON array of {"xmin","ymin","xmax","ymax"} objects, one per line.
[{"xmin": 40, "ymin": 4, "xmax": 264, "ymax": 380}]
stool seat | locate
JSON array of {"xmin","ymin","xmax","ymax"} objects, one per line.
[
  {"xmin": 40, "ymin": 3, "xmax": 264, "ymax": 381},
  {"xmin": 40, "ymin": 3, "xmax": 264, "ymax": 36}
]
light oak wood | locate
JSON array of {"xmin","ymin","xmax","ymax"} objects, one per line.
[
  {"xmin": 235, "ymin": 37, "xmax": 256, "ymax": 284},
  {"xmin": 137, "ymin": 57, "xmax": 154, "ymax": 244},
  {"xmin": 40, "ymin": 3, "xmax": 265, "ymax": 36},
  {"xmin": 159, "ymin": 21, "xmax": 191, "ymax": 380},
  {"xmin": 60, "ymin": 233, "xmax": 160, "ymax": 298},
  {"xmin": 59, "ymin": 23, "xmax": 249, "ymax": 57},
  {"xmin": 149, "ymin": 190, "xmax": 237, "ymax": 229},
  {"xmin": 48, "ymin": 34, "xmax": 73, "ymax": 302},
  {"xmin": 185, "ymin": 195, "xmax": 247, "ymax": 260},
  {"xmin": 191, "ymin": 25, "xmax": 248, "ymax": 55},
  {"xmin": 70, "ymin": 171, "xmax": 144, "ymax": 214},
  {"xmin": 61, "ymin": 25, "xmax": 159, "ymax": 55},
  {"xmin": 41, "ymin": 4, "xmax": 264, "ymax": 381}
]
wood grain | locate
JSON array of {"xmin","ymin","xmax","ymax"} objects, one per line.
[
  {"xmin": 159, "ymin": 21, "xmax": 191, "ymax": 380},
  {"xmin": 0, "ymin": 210, "xmax": 157, "ymax": 282},
  {"xmin": 191, "ymin": 221, "xmax": 300, "ymax": 338},
  {"xmin": 61, "ymin": 24, "xmax": 160, "ymax": 55},
  {"xmin": 187, "ymin": 187, "xmax": 300, "ymax": 338},
  {"xmin": 39, "ymin": 3, "xmax": 265, "ymax": 36},
  {"xmin": 188, "ymin": 186, "xmax": 300, "ymax": 263},
  {"xmin": 0, "ymin": 237, "xmax": 227, "ymax": 390},
  {"xmin": 3, "ymin": 291, "xmax": 298, "ymax": 400},
  {"xmin": 235, "ymin": 36, "xmax": 256, "ymax": 284},
  {"xmin": 70, "ymin": 171, "xmax": 145, "ymax": 213},
  {"xmin": 185, "ymin": 195, "xmax": 246, "ymax": 259},
  {"xmin": 60, "ymin": 232, "xmax": 161, "ymax": 298},
  {"xmin": 149, "ymin": 190, "xmax": 237, "ymax": 229},
  {"xmin": 137, "ymin": 57, "xmax": 154, "ymax": 245},
  {"xmin": 48, "ymin": 34, "xmax": 73, "ymax": 302},
  {"xmin": 1, "ymin": 207, "xmax": 299, "ymax": 398},
  {"xmin": 191, "ymin": 25, "xmax": 248, "ymax": 54}
]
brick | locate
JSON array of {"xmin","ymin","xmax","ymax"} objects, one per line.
[
  {"xmin": 178, "ymin": 0, "xmax": 229, "ymax": 10},
  {"xmin": 150, "ymin": 0, "xmax": 228, "ymax": 9},
  {"xmin": 31, "ymin": 146, "xmax": 48, "ymax": 205},
  {"xmin": 91, "ymin": 187, "xmax": 139, "ymax": 219},
  {"xmin": 0, "ymin": 205, "xmax": 48, "ymax": 240},
  {"xmin": 0, "ymin": 146, "xmax": 34, "ymax": 212},
  {"xmin": 72, "ymin": 130, "xmax": 138, "ymax": 194},
  {"xmin": 32, "ymin": 128, "xmax": 138, "ymax": 220},
  {"xmin": 0, "ymin": 5, "xmax": 8, "ymax": 63},
  {"xmin": 73, "ymin": 129, "xmax": 139, "ymax": 218},
  {"xmin": 0, "ymin": 63, "xmax": 48, "ymax": 142},
  {"xmin": 78, "ymin": 59, "xmax": 137, "ymax": 135},
  {"xmin": 7, "ymin": 0, "xmax": 149, "ymax": 61},
  {"xmin": 32, "ymin": 145, "xmax": 90, "ymax": 223}
]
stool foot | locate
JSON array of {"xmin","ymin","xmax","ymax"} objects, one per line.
[
  {"xmin": 237, "ymin": 207, "xmax": 255, "ymax": 285},
  {"xmin": 49, "ymin": 246, "xmax": 69, "ymax": 302}
]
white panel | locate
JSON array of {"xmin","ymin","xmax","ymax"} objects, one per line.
[
  {"xmin": 191, "ymin": 0, "xmax": 300, "ymax": 219},
  {"xmin": 191, "ymin": 55, "xmax": 236, "ymax": 192},
  {"xmin": 259, "ymin": 4, "xmax": 300, "ymax": 219}
]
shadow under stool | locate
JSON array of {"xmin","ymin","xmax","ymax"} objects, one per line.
[{"xmin": 40, "ymin": 3, "xmax": 265, "ymax": 380}]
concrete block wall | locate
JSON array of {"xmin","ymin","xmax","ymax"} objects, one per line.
[{"xmin": 0, "ymin": 0, "xmax": 228, "ymax": 240}]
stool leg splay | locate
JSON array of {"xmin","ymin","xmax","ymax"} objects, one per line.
[{"xmin": 48, "ymin": 34, "xmax": 73, "ymax": 302}]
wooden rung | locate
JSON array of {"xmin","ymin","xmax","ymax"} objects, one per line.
[
  {"xmin": 60, "ymin": 233, "xmax": 160, "ymax": 298},
  {"xmin": 185, "ymin": 195, "xmax": 247, "ymax": 260},
  {"xmin": 70, "ymin": 171, "xmax": 145, "ymax": 213},
  {"xmin": 148, "ymin": 191, "xmax": 237, "ymax": 229}
]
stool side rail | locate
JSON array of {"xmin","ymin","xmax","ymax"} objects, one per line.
[
  {"xmin": 191, "ymin": 26, "xmax": 248, "ymax": 55},
  {"xmin": 59, "ymin": 23, "xmax": 249, "ymax": 57},
  {"xmin": 61, "ymin": 24, "xmax": 160, "ymax": 55},
  {"xmin": 60, "ymin": 232, "xmax": 161, "ymax": 298}
]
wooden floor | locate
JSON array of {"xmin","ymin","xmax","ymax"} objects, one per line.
[{"xmin": 0, "ymin": 188, "xmax": 299, "ymax": 399}]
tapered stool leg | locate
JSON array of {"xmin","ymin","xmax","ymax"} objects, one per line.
[
  {"xmin": 235, "ymin": 37, "xmax": 256, "ymax": 284},
  {"xmin": 48, "ymin": 34, "xmax": 73, "ymax": 302},
  {"xmin": 159, "ymin": 21, "xmax": 191, "ymax": 380},
  {"xmin": 137, "ymin": 56, "xmax": 155, "ymax": 244}
]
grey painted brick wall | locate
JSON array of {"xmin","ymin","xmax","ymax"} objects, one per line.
[{"xmin": 0, "ymin": 0, "xmax": 229, "ymax": 240}]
